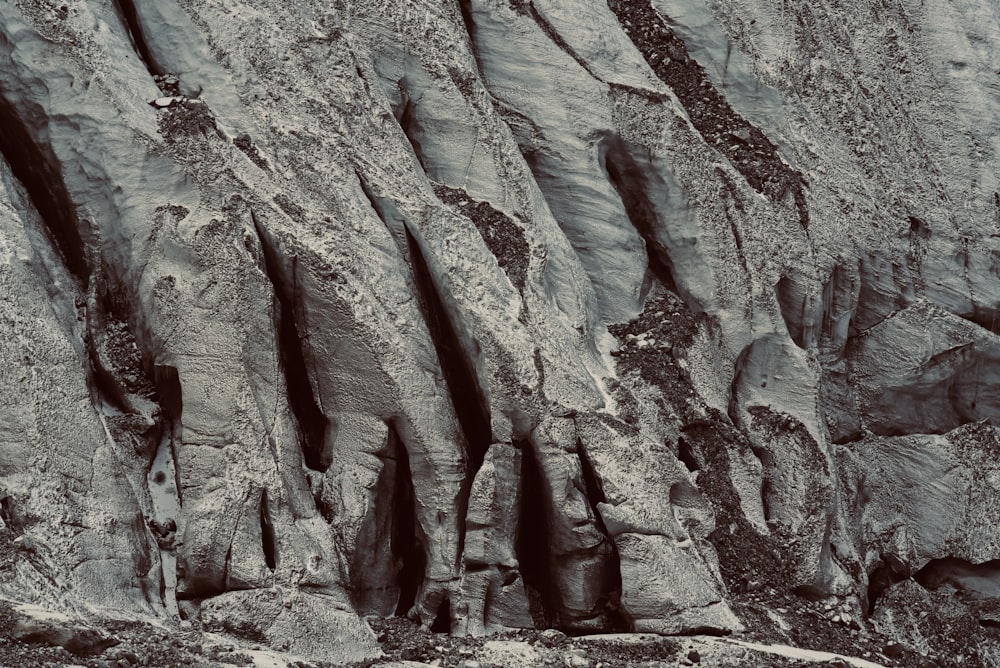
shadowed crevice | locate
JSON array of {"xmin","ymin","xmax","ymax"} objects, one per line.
[
  {"xmin": 259, "ymin": 489, "xmax": 277, "ymax": 572},
  {"xmin": 389, "ymin": 424, "xmax": 427, "ymax": 617},
  {"xmin": 866, "ymin": 554, "xmax": 909, "ymax": 615},
  {"xmin": 0, "ymin": 96, "xmax": 91, "ymax": 288},
  {"xmin": 111, "ymin": 0, "xmax": 163, "ymax": 76},
  {"xmin": 600, "ymin": 134, "xmax": 681, "ymax": 297},
  {"xmin": 251, "ymin": 214, "xmax": 333, "ymax": 473},
  {"xmin": 515, "ymin": 438, "xmax": 559, "ymax": 628},
  {"xmin": 915, "ymin": 557, "xmax": 1000, "ymax": 598},
  {"xmin": 404, "ymin": 226, "xmax": 492, "ymax": 473}
]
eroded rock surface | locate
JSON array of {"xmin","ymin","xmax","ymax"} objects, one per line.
[{"xmin": 0, "ymin": 0, "xmax": 999, "ymax": 665}]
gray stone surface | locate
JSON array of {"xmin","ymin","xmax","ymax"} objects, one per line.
[{"xmin": 0, "ymin": 0, "xmax": 998, "ymax": 663}]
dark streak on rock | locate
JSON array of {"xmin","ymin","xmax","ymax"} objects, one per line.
[
  {"xmin": 251, "ymin": 212, "xmax": 333, "ymax": 473},
  {"xmin": 0, "ymin": 96, "xmax": 91, "ymax": 287},
  {"xmin": 111, "ymin": 0, "xmax": 163, "ymax": 76},
  {"xmin": 606, "ymin": 0, "xmax": 809, "ymax": 228},
  {"xmin": 434, "ymin": 183, "xmax": 529, "ymax": 291}
]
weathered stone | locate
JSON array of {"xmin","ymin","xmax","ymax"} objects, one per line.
[{"xmin": 0, "ymin": 0, "xmax": 999, "ymax": 663}]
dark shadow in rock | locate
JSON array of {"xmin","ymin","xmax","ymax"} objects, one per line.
[
  {"xmin": 0, "ymin": 96, "xmax": 91, "ymax": 287},
  {"xmin": 574, "ymin": 440, "xmax": 626, "ymax": 632},
  {"xmin": 404, "ymin": 225, "xmax": 491, "ymax": 472},
  {"xmin": 915, "ymin": 557, "xmax": 1000, "ymax": 600},
  {"xmin": 515, "ymin": 438, "xmax": 558, "ymax": 628},
  {"xmin": 111, "ymin": 0, "xmax": 163, "ymax": 76},
  {"xmin": 600, "ymin": 134, "xmax": 682, "ymax": 298},
  {"xmin": 252, "ymin": 214, "xmax": 333, "ymax": 473},
  {"xmin": 390, "ymin": 424, "xmax": 427, "ymax": 617},
  {"xmin": 259, "ymin": 489, "xmax": 277, "ymax": 572},
  {"xmin": 866, "ymin": 554, "xmax": 910, "ymax": 615}
]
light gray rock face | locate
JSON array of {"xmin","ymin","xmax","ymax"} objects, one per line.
[{"xmin": 0, "ymin": 0, "xmax": 998, "ymax": 661}]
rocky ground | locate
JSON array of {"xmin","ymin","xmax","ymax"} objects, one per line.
[{"xmin": 3, "ymin": 594, "xmax": 995, "ymax": 668}]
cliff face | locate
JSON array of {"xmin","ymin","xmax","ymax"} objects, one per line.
[{"xmin": 0, "ymin": 0, "xmax": 998, "ymax": 664}]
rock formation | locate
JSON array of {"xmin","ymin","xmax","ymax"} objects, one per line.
[{"xmin": 0, "ymin": 0, "xmax": 998, "ymax": 665}]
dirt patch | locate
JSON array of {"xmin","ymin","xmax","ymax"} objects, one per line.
[
  {"xmin": 233, "ymin": 133, "xmax": 269, "ymax": 170},
  {"xmin": 158, "ymin": 99, "xmax": 222, "ymax": 142},
  {"xmin": 606, "ymin": 0, "xmax": 808, "ymax": 228},
  {"xmin": 607, "ymin": 288, "xmax": 706, "ymax": 415},
  {"xmin": 433, "ymin": 184, "xmax": 529, "ymax": 290}
]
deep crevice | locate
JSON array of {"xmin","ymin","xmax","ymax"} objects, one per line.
[
  {"xmin": 111, "ymin": 0, "xmax": 163, "ymax": 76},
  {"xmin": 404, "ymin": 226, "xmax": 492, "ymax": 472},
  {"xmin": 151, "ymin": 364, "xmax": 183, "ymax": 506},
  {"xmin": 389, "ymin": 424, "xmax": 426, "ymax": 617},
  {"xmin": 0, "ymin": 97, "xmax": 91, "ymax": 288},
  {"xmin": 915, "ymin": 557, "xmax": 1000, "ymax": 598},
  {"xmin": 357, "ymin": 177, "xmax": 492, "ymax": 471},
  {"xmin": 403, "ymin": 225, "xmax": 492, "ymax": 579},
  {"xmin": 600, "ymin": 135, "xmax": 681, "ymax": 297},
  {"xmin": 866, "ymin": 554, "xmax": 909, "ymax": 615},
  {"xmin": 515, "ymin": 438, "xmax": 559, "ymax": 628},
  {"xmin": 430, "ymin": 597, "xmax": 451, "ymax": 633},
  {"xmin": 677, "ymin": 436, "xmax": 701, "ymax": 472},
  {"xmin": 252, "ymin": 214, "xmax": 332, "ymax": 473},
  {"xmin": 776, "ymin": 274, "xmax": 807, "ymax": 348},
  {"xmin": 153, "ymin": 365, "xmax": 183, "ymax": 425},
  {"xmin": 259, "ymin": 489, "xmax": 277, "ymax": 572},
  {"xmin": 573, "ymin": 440, "xmax": 626, "ymax": 631},
  {"xmin": 456, "ymin": 0, "xmax": 481, "ymax": 73}
]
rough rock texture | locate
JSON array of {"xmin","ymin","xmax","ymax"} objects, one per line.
[{"xmin": 0, "ymin": 0, "xmax": 999, "ymax": 665}]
